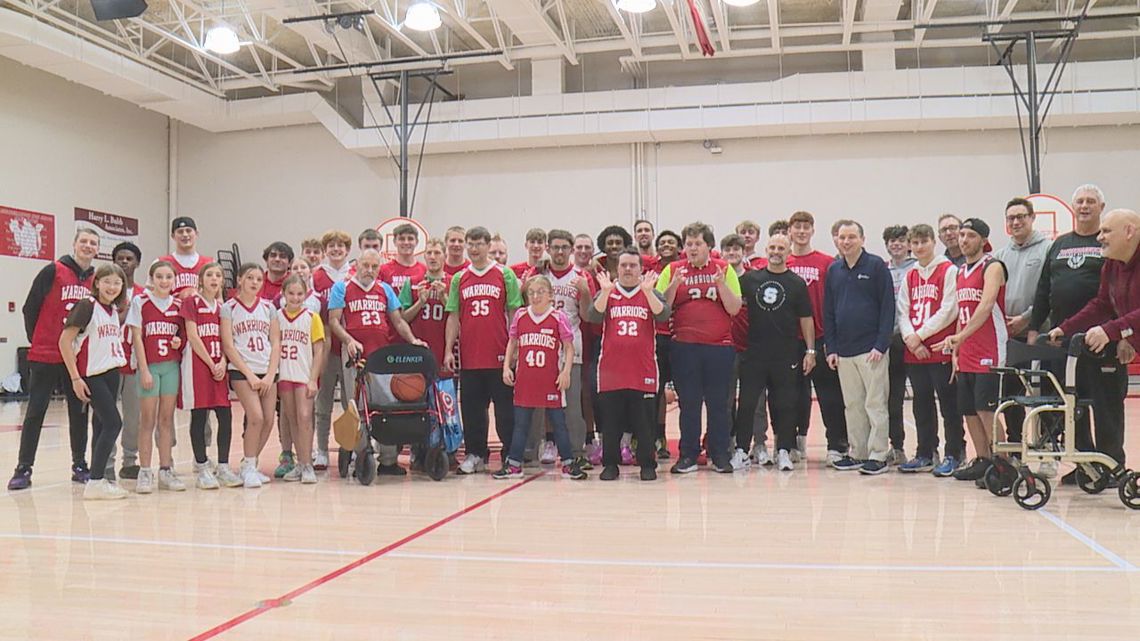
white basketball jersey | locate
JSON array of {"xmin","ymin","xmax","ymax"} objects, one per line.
[
  {"xmin": 277, "ymin": 307, "xmax": 322, "ymax": 384},
  {"xmin": 222, "ymin": 298, "xmax": 275, "ymax": 374},
  {"xmin": 546, "ymin": 266, "xmax": 584, "ymax": 364},
  {"xmin": 75, "ymin": 299, "xmax": 127, "ymax": 377}
]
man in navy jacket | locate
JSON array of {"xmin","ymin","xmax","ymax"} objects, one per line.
[{"xmin": 824, "ymin": 220, "xmax": 896, "ymax": 475}]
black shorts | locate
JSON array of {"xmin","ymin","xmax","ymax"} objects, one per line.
[
  {"xmin": 228, "ymin": 370, "xmax": 275, "ymax": 389},
  {"xmin": 656, "ymin": 334, "xmax": 672, "ymax": 384},
  {"xmin": 957, "ymin": 372, "xmax": 999, "ymax": 416}
]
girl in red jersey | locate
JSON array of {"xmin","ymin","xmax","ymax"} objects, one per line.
[
  {"xmin": 60, "ymin": 264, "xmax": 130, "ymax": 500},
  {"xmin": 277, "ymin": 275, "xmax": 325, "ymax": 484},
  {"xmin": 222, "ymin": 263, "xmax": 282, "ymax": 489},
  {"xmin": 127, "ymin": 261, "xmax": 185, "ymax": 494},
  {"xmin": 493, "ymin": 275, "xmax": 586, "ymax": 480},
  {"xmin": 181, "ymin": 263, "xmax": 241, "ymax": 489}
]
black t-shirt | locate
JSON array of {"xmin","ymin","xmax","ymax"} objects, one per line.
[
  {"xmin": 1031, "ymin": 231, "xmax": 1105, "ymax": 328},
  {"xmin": 739, "ymin": 268, "xmax": 812, "ymax": 360}
]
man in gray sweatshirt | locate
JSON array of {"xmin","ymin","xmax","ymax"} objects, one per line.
[{"xmin": 992, "ymin": 197, "xmax": 1051, "ymax": 448}]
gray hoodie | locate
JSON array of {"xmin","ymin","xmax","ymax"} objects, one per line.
[{"xmin": 993, "ymin": 230, "xmax": 1050, "ymax": 332}]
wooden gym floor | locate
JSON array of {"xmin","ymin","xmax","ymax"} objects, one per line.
[{"xmin": 1, "ymin": 398, "xmax": 1138, "ymax": 641}]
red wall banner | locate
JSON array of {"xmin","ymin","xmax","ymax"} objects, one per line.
[{"xmin": 0, "ymin": 206, "xmax": 55, "ymax": 261}]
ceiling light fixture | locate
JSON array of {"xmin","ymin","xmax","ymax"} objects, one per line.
[
  {"xmin": 203, "ymin": 24, "xmax": 241, "ymax": 54},
  {"xmin": 615, "ymin": 0, "xmax": 657, "ymax": 14},
  {"xmin": 722, "ymin": 0, "xmax": 761, "ymax": 6},
  {"xmin": 405, "ymin": 1, "xmax": 442, "ymax": 31}
]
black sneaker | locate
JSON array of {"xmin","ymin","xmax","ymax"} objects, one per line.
[
  {"xmin": 7, "ymin": 466, "xmax": 32, "ymax": 491},
  {"xmin": 832, "ymin": 455, "xmax": 863, "ymax": 471},
  {"xmin": 71, "ymin": 463, "xmax": 91, "ymax": 484},
  {"xmin": 575, "ymin": 455, "xmax": 593, "ymax": 472},
  {"xmin": 670, "ymin": 457, "xmax": 698, "ymax": 474},
  {"xmin": 1061, "ymin": 470, "xmax": 1078, "ymax": 486},
  {"xmin": 377, "ymin": 463, "xmax": 407, "ymax": 476},
  {"xmin": 655, "ymin": 439, "xmax": 671, "ymax": 460},
  {"xmin": 119, "ymin": 465, "xmax": 140, "ymax": 480},
  {"xmin": 711, "ymin": 457, "xmax": 733, "ymax": 473},
  {"xmin": 953, "ymin": 457, "xmax": 991, "ymax": 481},
  {"xmin": 599, "ymin": 465, "xmax": 620, "ymax": 481},
  {"xmin": 640, "ymin": 466, "xmax": 657, "ymax": 481},
  {"xmin": 561, "ymin": 461, "xmax": 587, "ymax": 480},
  {"xmin": 859, "ymin": 459, "xmax": 888, "ymax": 475}
]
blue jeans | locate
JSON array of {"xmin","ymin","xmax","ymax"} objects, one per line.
[
  {"xmin": 508, "ymin": 407, "xmax": 572, "ymax": 466},
  {"xmin": 670, "ymin": 341, "xmax": 736, "ymax": 462}
]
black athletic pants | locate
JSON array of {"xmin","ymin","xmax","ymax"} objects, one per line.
[
  {"xmin": 736, "ymin": 353, "xmax": 800, "ymax": 453},
  {"xmin": 907, "ymin": 362, "xmax": 963, "ymax": 460},
  {"xmin": 795, "ymin": 338, "xmax": 848, "ymax": 452},
  {"xmin": 459, "ymin": 368, "xmax": 514, "ymax": 460},
  {"xmin": 17, "ymin": 361, "xmax": 90, "ymax": 468},
  {"xmin": 598, "ymin": 390, "xmax": 656, "ymax": 468},
  {"xmin": 86, "ymin": 370, "xmax": 121, "ymax": 482},
  {"xmin": 191, "ymin": 407, "xmax": 233, "ymax": 465},
  {"xmin": 1074, "ymin": 355, "xmax": 1128, "ymax": 468},
  {"xmin": 888, "ymin": 334, "xmax": 907, "ymax": 451},
  {"xmin": 655, "ymin": 334, "xmax": 672, "ymax": 442}
]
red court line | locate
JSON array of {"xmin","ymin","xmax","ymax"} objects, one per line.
[{"xmin": 187, "ymin": 472, "xmax": 546, "ymax": 641}]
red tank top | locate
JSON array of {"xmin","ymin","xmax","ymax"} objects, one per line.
[
  {"xmin": 29, "ymin": 260, "xmax": 94, "ymax": 364},
  {"xmin": 131, "ymin": 292, "xmax": 184, "ymax": 364},
  {"xmin": 903, "ymin": 262, "xmax": 955, "ymax": 365},
  {"xmin": 670, "ymin": 258, "xmax": 733, "ymax": 346},
  {"xmin": 179, "ymin": 293, "xmax": 229, "ymax": 409},
  {"xmin": 511, "ymin": 309, "xmax": 567, "ymax": 408},
  {"xmin": 956, "ymin": 256, "xmax": 1008, "ymax": 373},
  {"xmin": 453, "ymin": 264, "xmax": 512, "ymax": 370},
  {"xmin": 786, "ymin": 251, "xmax": 832, "ymax": 339},
  {"xmin": 408, "ymin": 278, "xmax": 450, "ymax": 375},
  {"xmin": 598, "ymin": 287, "xmax": 659, "ymax": 393}
]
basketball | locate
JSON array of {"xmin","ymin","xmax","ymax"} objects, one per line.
[{"xmin": 390, "ymin": 373, "xmax": 427, "ymax": 402}]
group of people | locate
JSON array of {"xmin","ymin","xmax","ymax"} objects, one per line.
[{"xmin": 8, "ymin": 182, "xmax": 1137, "ymax": 499}]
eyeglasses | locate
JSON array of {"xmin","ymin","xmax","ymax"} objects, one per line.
[
  {"xmin": 549, "ymin": 244, "xmax": 572, "ymax": 252},
  {"xmin": 939, "ymin": 225, "xmax": 959, "ymax": 233},
  {"xmin": 1005, "ymin": 213, "xmax": 1031, "ymax": 223}
]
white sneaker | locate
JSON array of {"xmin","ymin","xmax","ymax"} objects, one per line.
[
  {"xmin": 753, "ymin": 444, "xmax": 774, "ymax": 466},
  {"xmin": 300, "ymin": 463, "xmax": 317, "ymax": 484},
  {"xmin": 158, "ymin": 468, "xmax": 186, "ymax": 492},
  {"xmin": 457, "ymin": 454, "xmax": 486, "ymax": 475},
  {"xmin": 84, "ymin": 478, "xmax": 128, "ymax": 500},
  {"xmin": 314, "ymin": 450, "xmax": 329, "ymax": 469},
  {"xmin": 887, "ymin": 448, "xmax": 906, "ymax": 466},
  {"xmin": 194, "ymin": 462, "xmax": 219, "ymax": 490},
  {"xmin": 1038, "ymin": 460, "xmax": 1059, "ymax": 478},
  {"xmin": 283, "ymin": 465, "xmax": 302, "ymax": 482},
  {"xmin": 135, "ymin": 468, "xmax": 155, "ymax": 494},
  {"xmin": 240, "ymin": 459, "xmax": 262, "ymax": 488},
  {"xmin": 258, "ymin": 470, "xmax": 272, "ymax": 484},
  {"xmin": 215, "ymin": 463, "xmax": 243, "ymax": 488},
  {"xmin": 777, "ymin": 449, "xmax": 794, "ymax": 471},
  {"xmin": 539, "ymin": 441, "xmax": 557, "ymax": 465},
  {"xmin": 730, "ymin": 448, "xmax": 752, "ymax": 471},
  {"xmin": 826, "ymin": 450, "xmax": 844, "ymax": 465},
  {"xmin": 207, "ymin": 457, "xmax": 217, "ymax": 473},
  {"xmin": 796, "ymin": 435, "xmax": 808, "ymax": 462}
]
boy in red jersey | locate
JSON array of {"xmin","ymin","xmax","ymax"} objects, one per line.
[
  {"xmin": 786, "ymin": 210, "xmax": 848, "ymax": 465},
  {"xmin": 493, "ymin": 275, "xmax": 586, "ymax": 480},
  {"xmin": 633, "ymin": 220, "xmax": 660, "ymax": 273},
  {"xmin": 312, "ymin": 229, "xmax": 353, "ymax": 469},
  {"xmin": 160, "ymin": 217, "xmax": 212, "ymax": 299},
  {"xmin": 8, "ymin": 229, "xmax": 99, "ymax": 490},
  {"xmin": 259, "ymin": 241, "xmax": 293, "ymax": 304},
  {"xmin": 657, "ymin": 221, "xmax": 742, "ymax": 474},
  {"xmin": 443, "ymin": 226, "xmax": 470, "ymax": 277},
  {"xmin": 400, "ymin": 238, "xmax": 451, "ymax": 374},
  {"xmin": 588, "ymin": 249, "xmax": 670, "ymax": 481},
  {"xmin": 933, "ymin": 218, "xmax": 1008, "ymax": 482},
  {"xmin": 489, "ymin": 234, "xmax": 509, "ymax": 266},
  {"xmin": 329, "ymin": 249, "xmax": 426, "ymax": 476},
  {"xmin": 735, "ymin": 220, "xmax": 768, "ymax": 270},
  {"xmin": 380, "ymin": 222, "xmax": 427, "ymax": 293},
  {"xmin": 445, "ymin": 227, "xmax": 524, "ymax": 474},
  {"xmin": 896, "ymin": 224, "xmax": 963, "ymax": 476},
  {"xmin": 509, "ymin": 228, "xmax": 546, "ymax": 279}
]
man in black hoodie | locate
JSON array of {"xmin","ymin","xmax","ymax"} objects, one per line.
[{"xmin": 1030, "ymin": 184, "xmax": 1128, "ymax": 486}]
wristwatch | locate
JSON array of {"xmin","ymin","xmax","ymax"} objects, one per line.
[{"xmin": 805, "ymin": 349, "xmax": 817, "ymax": 355}]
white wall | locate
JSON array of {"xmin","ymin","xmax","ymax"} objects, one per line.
[
  {"xmin": 0, "ymin": 56, "xmax": 169, "ymax": 372},
  {"xmin": 177, "ymin": 119, "xmax": 1140, "ymax": 264}
]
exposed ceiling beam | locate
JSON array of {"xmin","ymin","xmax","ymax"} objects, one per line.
[
  {"xmin": 766, "ymin": 0, "xmax": 780, "ymax": 52},
  {"xmin": 709, "ymin": 0, "xmax": 730, "ymax": 53},
  {"xmin": 505, "ymin": 0, "xmax": 578, "ymax": 64},
  {"xmin": 599, "ymin": 0, "xmax": 642, "ymax": 58},
  {"xmin": 658, "ymin": 0, "xmax": 693, "ymax": 59},
  {"xmin": 438, "ymin": 0, "xmax": 514, "ymax": 69},
  {"xmin": 915, "ymin": 0, "xmax": 942, "ymax": 44},
  {"xmin": 842, "ymin": 0, "xmax": 858, "ymax": 45}
]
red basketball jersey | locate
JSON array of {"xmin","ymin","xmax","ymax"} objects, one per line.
[
  {"xmin": 379, "ymin": 260, "xmax": 427, "ymax": 294},
  {"xmin": 28, "ymin": 260, "xmax": 94, "ymax": 364},
  {"xmin": 510, "ymin": 261, "xmax": 536, "ymax": 280},
  {"xmin": 340, "ymin": 279, "xmax": 394, "ymax": 358},
  {"xmin": 786, "ymin": 251, "xmax": 832, "ymax": 338},
  {"xmin": 510, "ymin": 308, "xmax": 570, "ymax": 408},
  {"xmin": 160, "ymin": 254, "xmax": 212, "ymax": 298},
  {"xmin": 956, "ymin": 256, "xmax": 1008, "ymax": 373},
  {"xmin": 903, "ymin": 261, "xmax": 955, "ymax": 365},
  {"xmin": 312, "ymin": 263, "xmax": 347, "ymax": 355},
  {"xmin": 669, "ymin": 258, "xmax": 734, "ymax": 346},
  {"xmin": 747, "ymin": 255, "xmax": 769, "ymax": 270},
  {"xmin": 407, "ymin": 277, "xmax": 450, "ymax": 374},
  {"xmin": 598, "ymin": 288, "xmax": 659, "ymax": 393},
  {"xmin": 179, "ymin": 293, "xmax": 229, "ymax": 409},
  {"xmin": 259, "ymin": 272, "xmax": 287, "ymax": 306},
  {"xmin": 443, "ymin": 259, "xmax": 470, "ymax": 278},
  {"xmin": 450, "ymin": 264, "xmax": 515, "ymax": 370},
  {"xmin": 129, "ymin": 292, "xmax": 184, "ymax": 364}
]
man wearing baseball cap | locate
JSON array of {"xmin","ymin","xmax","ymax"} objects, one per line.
[
  {"xmin": 933, "ymin": 216, "xmax": 1009, "ymax": 482},
  {"xmin": 160, "ymin": 216, "xmax": 212, "ymax": 299}
]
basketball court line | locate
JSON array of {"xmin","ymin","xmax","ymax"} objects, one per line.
[
  {"xmin": 1037, "ymin": 508, "xmax": 1137, "ymax": 570},
  {"xmin": 185, "ymin": 471, "xmax": 547, "ymax": 641}
]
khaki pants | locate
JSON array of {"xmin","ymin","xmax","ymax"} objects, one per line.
[{"xmin": 836, "ymin": 351, "xmax": 890, "ymax": 462}]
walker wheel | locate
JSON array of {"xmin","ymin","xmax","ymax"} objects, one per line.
[
  {"xmin": 984, "ymin": 464, "xmax": 1015, "ymax": 497},
  {"xmin": 1118, "ymin": 472, "xmax": 1140, "ymax": 510},
  {"xmin": 1076, "ymin": 462, "xmax": 1111, "ymax": 495},
  {"xmin": 356, "ymin": 450, "xmax": 376, "ymax": 486},
  {"xmin": 1012, "ymin": 472, "xmax": 1052, "ymax": 511},
  {"xmin": 337, "ymin": 448, "xmax": 352, "ymax": 479}
]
